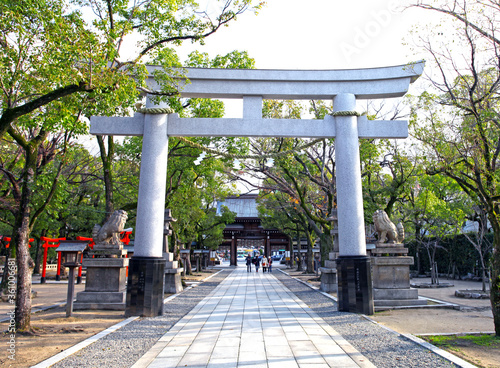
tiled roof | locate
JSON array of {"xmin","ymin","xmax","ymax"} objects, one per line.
[{"xmin": 217, "ymin": 196, "xmax": 259, "ymax": 218}]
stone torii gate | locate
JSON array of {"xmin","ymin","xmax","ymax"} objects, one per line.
[{"xmin": 91, "ymin": 61, "xmax": 424, "ymax": 317}]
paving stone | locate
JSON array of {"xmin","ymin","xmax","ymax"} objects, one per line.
[{"xmin": 133, "ymin": 268, "xmax": 372, "ymax": 368}]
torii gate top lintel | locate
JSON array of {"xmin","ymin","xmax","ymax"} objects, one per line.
[
  {"xmin": 91, "ymin": 61, "xmax": 424, "ymax": 139},
  {"xmin": 146, "ymin": 60, "xmax": 425, "ymax": 100}
]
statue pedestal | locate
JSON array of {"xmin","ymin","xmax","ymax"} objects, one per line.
[
  {"xmin": 371, "ymin": 255, "xmax": 426, "ymax": 309},
  {"xmin": 370, "ymin": 243, "xmax": 408, "ymax": 256},
  {"xmin": 74, "ymin": 258, "xmax": 129, "ymax": 310},
  {"xmin": 164, "ymin": 252, "xmax": 183, "ymax": 294}
]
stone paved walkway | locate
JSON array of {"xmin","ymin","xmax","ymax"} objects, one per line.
[{"xmin": 132, "ymin": 267, "xmax": 375, "ymax": 368}]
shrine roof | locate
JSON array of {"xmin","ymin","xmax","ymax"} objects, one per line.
[{"xmin": 217, "ymin": 195, "xmax": 259, "ymax": 218}]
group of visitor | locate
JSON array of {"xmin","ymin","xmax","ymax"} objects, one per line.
[{"xmin": 245, "ymin": 254, "xmax": 273, "ymax": 273}]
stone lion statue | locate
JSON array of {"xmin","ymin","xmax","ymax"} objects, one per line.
[
  {"xmin": 373, "ymin": 209, "xmax": 404, "ymax": 244},
  {"xmin": 92, "ymin": 210, "xmax": 128, "ymax": 247}
]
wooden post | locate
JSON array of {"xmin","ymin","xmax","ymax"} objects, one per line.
[{"xmin": 230, "ymin": 234, "xmax": 237, "ymax": 266}]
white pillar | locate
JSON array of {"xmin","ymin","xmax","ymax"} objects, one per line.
[
  {"xmin": 134, "ymin": 111, "xmax": 169, "ymax": 258},
  {"xmin": 333, "ymin": 93, "xmax": 366, "ymax": 256}
]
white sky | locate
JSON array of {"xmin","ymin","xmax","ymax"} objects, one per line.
[
  {"xmin": 176, "ymin": 0, "xmax": 432, "ymax": 69},
  {"xmin": 170, "ymin": 0, "xmax": 442, "ymax": 117}
]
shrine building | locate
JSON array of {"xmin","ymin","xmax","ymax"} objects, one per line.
[{"xmin": 217, "ymin": 194, "xmax": 290, "ymax": 266}]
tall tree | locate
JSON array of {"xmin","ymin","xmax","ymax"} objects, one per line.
[
  {"xmin": 463, "ymin": 205, "xmax": 493, "ymax": 292},
  {"xmin": 0, "ymin": 110, "xmax": 81, "ymax": 331},
  {"xmin": 239, "ymin": 101, "xmax": 335, "ymax": 271},
  {"xmin": 0, "ymin": 0, "xmax": 263, "ymax": 138},
  {"xmin": 411, "ymin": 0, "xmax": 500, "ymax": 335},
  {"xmin": 0, "ymin": 0, "xmax": 262, "ymax": 331},
  {"xmin": 257, "ymin": 190, "xmax": 299, "ymax": 267}
]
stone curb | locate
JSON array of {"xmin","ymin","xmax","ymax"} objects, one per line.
[
  {"xmin": 401, "ymin": 333, "xmax": 479, "ymax": 368},
  {"xmin": 455, "ymin": 290, "xmax": 490, "ymax": 299},
  {"xmin": 27, "ymin": 269, "xmax": 224, "ymax": 368},
  {"xmin": 30, "ymin": 316, "xmax": 139, "ymax": 368},
  {"xmin": 277, "ymin": 268, "xmax": 338, "ymax": 301},
  {"xmin": 278, "ymin": 268, "xmax": 479, "ymax": 368},
  {"xmin": 362, "ymin": 316, "xmax": 484, "ymax": 368}
]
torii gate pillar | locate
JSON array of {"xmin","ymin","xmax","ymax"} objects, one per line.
[
  {"xmin": 334, "ymin": 93, "xmax": 373, "ymax": 314},
  {"xmin": 125, "ymin": 101, "xmax": 169, "ymax": 317}
]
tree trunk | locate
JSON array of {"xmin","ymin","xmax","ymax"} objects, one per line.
[
  {"xmin": 430, "ymin": 243, "xmax": 439, "ymax": 285},
  {"xmin": 305, "ymin": 230, "xmax": 314, "ymax": 274},
  {"xmin": 15, "ymin": 224, "xmax": 33, "ymax": 332},
  {"xmin": 185, "ymin": 243, "xmax": 192, "ymax": 275},
  {"xmin": 96, "ymin": 135, "xmax": 115, "ymax": 220},
  {"xmin": 426, "ymin": 243, "xmax": 438, "ymax": 285},
  {"xmin": 481, "ymin": 267, "xmax": 487, "ymax": 293},
  {"xmin": 172, "ymin": 234, "xmax": 180, "ymax": 259},
  {"xmin": 414, "ymin": 223, "xmax": 422, "ymax": 275},
  {"xmin": 14, "ymin": 150, "xmax": 37, "ymax": 332},
  {"xmin": 489, "ymin": 219, "xmax": 500, "ymax": 336},
  {"xmin": 295, "ymin": 230, "xmax": 303, "ymax": 271},
  {"xmin": 185, "ymin": 256, "xmax": 192, "ymax": 275},
  {"xmin": 319, "ymin": 232, "xmax": 333, "ymax": 268}
]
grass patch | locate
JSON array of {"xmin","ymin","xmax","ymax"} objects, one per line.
[
  {"xmin": 421, "ymin": 334, "xmax": 500, "ymax": 368},
  {"xmin": 426, "ymin": 299, "xmax": 440, "ymax": 305},
  {"xmin": 423, "ymin": 334, "xmax": 500, "ymax": 348}
]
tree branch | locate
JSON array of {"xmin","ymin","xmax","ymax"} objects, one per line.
[{"xmin": 0, "ymin": 82, "xmax": 89, "ymax": 139}]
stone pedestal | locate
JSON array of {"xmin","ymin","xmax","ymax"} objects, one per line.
[
  {"xmin": 319, "ymin": 267, "xmax": 337, "ymax": 292},
  {"xmin": 371, "ymin": 255, "xmax": 426, "ymax": 308},
  {"xmin": 126, "ymin": 257, "xmax": 165, "ymax": 317},
  {"xmin": 370, "ymin": 244, "xmax": 408, "ymax": 257},
  {"xmin": 320, "ymin": 252, "xmax": 338, "ymax": 293},
  {"xmin": 74, "ymin": 258, "xmax": 129, "ymax": 311},
  {"xmin": 336, "ymin": 256, "xmax": 373, "ymax": 315},
  {"xmin": 164, "ymin": 252, "xmax": 183, "ymax": 294}
]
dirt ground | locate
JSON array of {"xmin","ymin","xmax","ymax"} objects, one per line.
[
  {"xmin": 373, "ymin": 308, "xmax": 499, "ymax": 368},
  {"xmin": 0, "ymin": 307, "xmax": 124, "ymax": 368},
  {"xmin": 182, "ymin": 269, "xmax": 216, "ymax": 282},
  {"xmin": 0, "ymin": 270, "xmax": 216, "ymax": 368},
  {"xmin": 0, "ymin": 267, "xmax": 498, "ymax": 368}
]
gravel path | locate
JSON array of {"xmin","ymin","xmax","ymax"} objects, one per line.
[
  {"xmin": 51, "ymin": 271, "xmax": 230, "ymax": 368},
  {"xmin": 50, "ymin": 269, "xmax": 459, "ymax": 368},
  {"xmin": 273, "ymin": 270, "xmax": 458, "ymax": 368}
]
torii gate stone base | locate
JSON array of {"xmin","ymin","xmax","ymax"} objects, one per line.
[{"xmin": 91, "ymin": 62, "xmax": 424, "ymax": 317}]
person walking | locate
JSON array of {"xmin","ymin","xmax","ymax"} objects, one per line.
[
  {"xmin": 254, "ymin": 254, "xmax": 261, "ymax": 272},
  {"xmin": 268, "ymin": 256, "xmax": 273, "ymax": 272},
  {"xmin": 246, "ymin": 254, "xmax": 252, "ymax": 272},
  {"xmin": 262, "ymin": 256, "xmax": 268, "ymax": 272}
]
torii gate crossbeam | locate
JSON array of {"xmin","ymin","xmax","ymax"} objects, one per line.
[{"xmin": 90, "ymin": 61, "xmax": 424, "ymax": 317}]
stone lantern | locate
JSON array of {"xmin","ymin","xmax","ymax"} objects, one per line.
[{"xmin": 57, "ymin": 241, "xmax": 87, "ymax": 317}]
